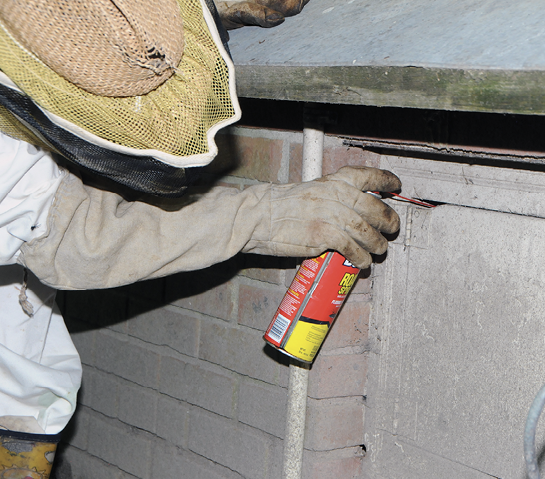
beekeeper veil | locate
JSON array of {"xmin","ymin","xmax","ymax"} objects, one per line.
[{"xmin": 0, "ymin": 0, "xmax": 240, "ymax": 196}]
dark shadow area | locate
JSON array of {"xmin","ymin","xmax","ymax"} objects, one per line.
[
  {"xmin": 263, "ymin": 343, "xmax": 292, "ymax": 368},
  {"xmin": 239, "ymin": 98, "xmax": 545, "ymax": 152},
  {"xmin": 59, "ymin": 253, "xmax": 300, "ymax": 334},
  {"xmin": 50, "ymin": 441, "xmax": 73, "ymax": 479}
]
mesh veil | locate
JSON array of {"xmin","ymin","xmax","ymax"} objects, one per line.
[{"xmin": 0, "ymin": 0, "xmax": 240, "ymax": 196}]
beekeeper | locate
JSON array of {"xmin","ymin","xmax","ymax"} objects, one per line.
[{"xmin": 0, "ymin": 0, "xmax": 401, "ymax": 476}]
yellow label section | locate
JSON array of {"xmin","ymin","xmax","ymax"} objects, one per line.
[{"xmin": 284, "ymin": 321, "xmax": 329, "ymax": 362}]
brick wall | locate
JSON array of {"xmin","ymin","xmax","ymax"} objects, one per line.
[{"xmin": 56, "ymin": 104, "xmax": 381, "ymax": 479}]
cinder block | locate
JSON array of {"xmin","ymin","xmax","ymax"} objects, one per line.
[
  {"xmin": 302, "ymin": 447, "xmax": 365, "ymax": 479},
  {"xmin": 155, "ymin": 395, "xmax": 190, "ymax": 448},
  {"xmin": 238, "ymin": 283, "xmax": 286, "ymax": 332},
  {"xmin": 117, "ymin": 381, "xmax": 158, "ymax": 433},
  {"xmin": 188, "ymin": 409, "xmax": 274, "ymax": 479},
  {"xmin": 159, "ymin": 356, "xmax": 237, "ymax": 420},
  {"xmin": 238, "ymin": 378, "xmax": 287, "ymax": 438},
  {"xmin": 199, "ymin": 321, "xmax": 289, "ymax": 386},
  {"xmin": 305, "ymin": 397, "xmax": 365, "ymax": 451},
  {"xmin": 78, "ymin": 366, "xmax": 118, "ymax": 418},
  {"xmin": 207, "ymin": 132, "xmax": 284, "ymax": 182},
  {"xmin": 307, "ymin": 354, "xmax": 367, "ymax": 399},
  {"xmin": 94, "ymin": 331, "xmax": 160, "ymax": 389},
  {"xmin": 127, "ymin": 302, "xmax": 199, "ymax": 357},
  {"xmin": 152, "ymin": 440, "xmax": 244, "ymax": 479},
  {"xmin": 323, "ymin": 302, "xmax": 370, "ymax": 351},
  {"xmin": 184, "ymin": 363, "xmax": 236, "ymax": 418},
  {"xmin": 165, "ymin": 271, "xmax": 236, "ymax": 322},
  {"xmin": 87, "ymin": 413, "xmax": 152, "ymax": 479}
]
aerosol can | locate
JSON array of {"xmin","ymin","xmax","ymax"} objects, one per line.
[{"xmin": 263, "ymin": 251, "xmax": 360, "ymax": 363}]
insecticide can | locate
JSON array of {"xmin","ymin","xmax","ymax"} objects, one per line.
[{"xmin": 263, "ymin": 251, "xmax": 360, "ymax": 363}]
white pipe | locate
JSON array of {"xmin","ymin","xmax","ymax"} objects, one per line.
[
  {"xmin": 282, "ymin": 124, "xmax": 324, "ymax": 479},
  {"xmin": 302, "ymin": 126, "xmax": 325, "ymax": 182}
]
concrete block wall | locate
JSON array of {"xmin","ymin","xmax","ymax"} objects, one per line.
[{"xmin": 56, "ymin": 113, "xmax": 381, "ymax": 479}]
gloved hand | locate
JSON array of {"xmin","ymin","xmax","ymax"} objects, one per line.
[
  {"xmin": 244, "ymin": 166, "xmax": 401, "ymax": 269},
  {"xmin": 19, "ymin": 166, "xmax": 400, "ymax": 290},
  {"xmin": 215, "ymin": 0, "xmax": 310, "ymax": 30}
]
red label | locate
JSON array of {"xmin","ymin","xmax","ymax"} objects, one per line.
[{"xmin": 264, "ymin": 252, "xmax": 359, "ymax": 348}]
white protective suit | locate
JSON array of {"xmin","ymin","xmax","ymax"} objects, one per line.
[{"xmin": 0, "ymin": 132, "xmax": 81, "ymax": 435}]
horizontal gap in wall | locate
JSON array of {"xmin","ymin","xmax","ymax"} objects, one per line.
[{"xmin": 237, "ymin": 98, "xmax": 545, "ymax": 170}]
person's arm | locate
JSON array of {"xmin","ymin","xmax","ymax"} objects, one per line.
[{"xmin": 18, "ymin": 166, "xmax": 400, "ymax": 290}]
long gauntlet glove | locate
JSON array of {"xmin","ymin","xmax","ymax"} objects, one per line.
[{"xmin": 18, "ymin": 166, "xmax": 400, "ymax": 290}]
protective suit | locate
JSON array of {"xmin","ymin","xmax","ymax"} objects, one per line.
[{"xmin": 0, "ymin": 0, "xmax": 400, "ymax": 477}]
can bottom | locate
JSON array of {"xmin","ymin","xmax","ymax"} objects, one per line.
[{"xmin": 265, "ymin": 341, "xmax": 313, "ymax": 365}]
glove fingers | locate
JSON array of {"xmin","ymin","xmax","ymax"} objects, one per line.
[
  {"xmin": 272, "ymin": 213, "xmax": 384, "ymax": 267},
  {"xmin": 312, "ymin": 222, "xmax": 375, "ymax": 269},
  {"xmin": 340, "ymin": 212, "xmax": 389, "ymax": 255},
  {"xmin": 220, "ymin": 2, "xmax": 285, "ymax": 28},
  {"xmin": 255, "ymin": 0, "xmax": 310, "ymax": 16},
  {"xmin": 328, "ymin": 166, "xmax": 401, "ymax": 193},
  {"xmin": 351, "ymin": 189, "xmax": 400, "ymax": 234}
]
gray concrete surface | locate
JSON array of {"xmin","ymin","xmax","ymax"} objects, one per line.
[
  {"xmin": 365, "ymin": 202, "xmax": 545, "ymax": 478},
  {"xmin": 229, "ymin": 0, "xmax": 545, "ymax": 70},
  {"xmin": 228, "ymin": 0, "xmax": 545, "ymax": 113}
]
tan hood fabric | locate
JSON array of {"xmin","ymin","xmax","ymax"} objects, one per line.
[
  {"xmin": 0, "ymin": 0, "xmax": 240, "ymax": 170},
  {"xmin": 0, "ymin": 0, "xmax": 185, "ymax": 97}
]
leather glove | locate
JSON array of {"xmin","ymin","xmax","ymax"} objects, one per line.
[
  {"xmin": 243, "ymin": 166, "xmax": 401, "ymax": 269},
  {"xmin": 216, "ymin": 0, "xmax": 310, "ymax": 30},
  {"xmin": 18, "ymin": 166, "xmax": 400, "ymax": 290}
]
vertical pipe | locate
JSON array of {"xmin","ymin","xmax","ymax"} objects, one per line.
[
  {"xmin": 302, "ymin": 126, "xmax": 325, "ymax": 182},
  {"xmin": 282, "ymin": 121, "xmax": 325, "ymax": 479}
]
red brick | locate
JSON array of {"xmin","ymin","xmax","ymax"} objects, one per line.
[
  {"xmin": 302, "ymin": 447, "xmax": 364, "ymax": 479},
  {"xmin": 152, "ymin": 440, "xmax": 244, "ymax": 479},
  {"xmin": 87, "ymin": 413, "xmax": 153, "ymax": 478},
  {"xmin": 239, "ymin": 254, "xmax": 296, "ymax": 286},
  {"xmin": 350, "ymin": 275, "xmax": 373, "ymax": 295},
  {"xmin": 322, "ymin": 145, "xmax": 381, "ymax": 176},
  {"xmin": 167, "ymin": 276, "xmax": 236, "ymax": 322},
  {"xmin": 289, "ymin": 136, "xmax": 381, "ymax": 184},
  {"xmin": 199, "ymin": 320, "xmax": 289, "ymax": 386},
  {"xmin": 238, "ymin": 378, "xmax": 288, "ymax": 438},
  {"xmin": 128, "ymin": 302, "xmax": 200, "ymax": 357},
  {"xmin": 289, "ymin": 141, "xmax": 303, "ymax": 183},
  {"xmin": 94, "ymin": 331, "xmax": 160, "ymax": 389},
  {"xmin": 323, "ymin": 302, "xmax": 370, "ymax": 351},
  {"xmin": 238, "ymin": 283, "xmax": 286, "ymax": 331},
  {"xmin": 308, "ymin": 354, "xmax": 367, "ymax": 399},
  {"xmin": 187, "ymin": 409, "xmax": 275, "ymax": 479},
  {"xmin": 305, "ymin": 397, "xmax": 365, "ymax": 451},
  {"xmin": 206, "ymin": 132, "xmax": 283, "ymax": 182}
]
